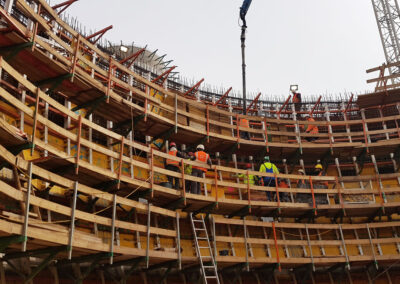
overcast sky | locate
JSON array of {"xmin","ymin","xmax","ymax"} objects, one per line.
[{"xmin": 61, "ymin": 0, "xmax": 383, "ymax": 99}]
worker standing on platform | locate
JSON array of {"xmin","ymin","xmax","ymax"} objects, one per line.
[
  {"xmin": 165, "ymin": 142, "xmax": 185, "ymax": 190},
  {"xmin": 304, "ymin": 115, "xmax": 319, "ymax": 142},
  {"xmin": 239, "ymin": 117, "xmax": 250, "ymax": 140},
  {"xmin": 259, "ymin": 156, "xmax": 279, "ymax": 201},
  {"xmin": 191, "ymin": 144, "xmax": 212, "ymax": 195},
  {"xmin": 292, "ymin": 90, "xmax": 302, "ymax": 115},
  {"xmin": 313, "ymin": 161, "xmax": 329, "ymax": 204},
  {"xmin": 236, "ymin": 163, "xmax": 258, "ymax": 185}
]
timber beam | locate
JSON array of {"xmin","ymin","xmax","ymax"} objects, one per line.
[
  {"xmin": 221, "ymin": 262, "xmax": 246, "ymax": 274},
  {"xmin": 192, "ymin": 202, "xmax": 217, "ymax": 217},
  {"xmin": 0, "ymin": 143, "xmax": 33, "ymax": 170},
  {"xmin": 57, "ymin": 252, "xmax": 111, "ymax": 268},
  {"xmin": 0, "ymin": 42, "xmax": 34, "ymax": 60},
  {"xmin": 71, "ymin": 95, "xmax": 107, "ymax": 112},
  {"xmin": 35, "ymin": 73, "xmax": 73, "ymax": 94},
  {"xmin": 0, "ymin": 235, "xmax": 26, "ymax": 252},
  {"xmin": 151, "ymin": 126, "xmax": 176, "ymax": 144},
  {"xmin": 367, "ymin": 207, "xmax": 384, "ymax": 223},
  {"xmin": 228, "ymin": 205, "xmax": 250, "ymax": 218},
  {"xmin": 165, "ymin": 197, "xmax": 185, "ymax": 210},
  {"xmin": 130, "ymin": 188, "xmax": 152, "ymax": 199}
]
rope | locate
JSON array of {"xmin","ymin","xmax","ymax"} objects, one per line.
[
  {"xmin": 371, "ymin": 259, "xmax": 400, "ymax": 281},
  {"xmin": 275, "ymin": 228, "xmax": 333, "ymax": 238}
]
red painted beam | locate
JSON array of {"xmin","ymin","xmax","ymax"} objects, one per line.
[
  {"xmin": 151, "ymin": 66, "xmax": 177, "ymax": 86},
  {"xmin": 52, "ymin": 0, "xmax": 78, "ymax": 15},
  {"xmin": 277, "ymin": 95, "xmax": 291, "ymax": 117},
  {"xmin": 309, "ymin": 95, "xmax": 322, "ymax": 115},
  {"xmin": 344, "ymin": 93, "xmax": 354, "ymax": 113},
  {"xmin": 213, "ymin": 87, "xmax": 232, "ymax": 106},
  {"xmin": 184, "ymin": 78, "xmax": 204, "ymax": 98},
  {"xmin": 85, "ymin": 25, "xmax": 113, "ymax": 44},
  {"xmin": 246, "ymin": 92, "xmax": 261, "ymax": 114},
  {"xmin": 119, "ymin": 48, "xmax": 146, "ymax": 69}
]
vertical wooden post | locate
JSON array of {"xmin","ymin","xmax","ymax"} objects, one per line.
[
  {"xmin": 305, "ymin": 224, "xmax": 315, "ymax": 271},
  {"xmin": 75, "ymin": 115, "xmax": 82, "ymax": 175},
  {"xmin": 68, "ymin": 181, "xmax": 78, "ymax": 259},
  {"xmin": 181, "ymin": 159, "xmax": 186, "ymax": 203},
  {"xmin": 44, "ymin": 102, "xmax": 49, "ymax": 157},
  {"xmin": 70, "ymin": 35, "xmax": 80, "ymax": 82},
  {"xmin": 232, "ymin": 154, "xmax": 242, "ymax": 200},
  {"xmin": 361, "ymin": 109, "xmax": 370, "ymax": 153},
  {"xmin": 247, "ymin": 170, "xmax": 251, "ymax": 213},
  {"xmin": 22, "ymin": 162, "xmax": 33, "ymax": 252},
  {"xmin": 309, "ymin": 176, "xmax": 317, "ymax": 216},
  {"xmin": 176, "ymin": 212, "xmax": 181, "ymax": 270},
  {"xmin": 174, "ymin": 93, "xmax": 178, "ymax": 134},
  {"xmin": 146, "ymin": 203, "xmax": 151, "ymax": 268},
  {"xmin": 263, "ymin": 118, "xmax": 269, "ymax": 153},
  {"xmin": 134, "ymin": 209, "xmax": 141, "ymax": 249},
  {"xmin": 150, "ymin": 147, "xmax": 154, "ymax": 198},
  {"xmin": 271, "ymin": 222, "xmax": 281, "ymax": 272},
  {"xmin": 106, "ymin": 57, "xmax": 113, "ymax": 103},
  {"xmin": 215, "ymin": 166, "xmax": 219, "ymax": 207},
  {"xmin": 338, "ymin": 225, "xmax": 350, "ymax": 270},
  {"xmin": 117, "ymin": 137, "xmax": 125, "ymax": 189},
  {"xmin": 30, "ymin": 88, "xmax": 40, "ymax": 156},
  {"xmin": 206, "ymin": 105, "xmax": 210, "ymax": 142},
  {"xmin": 366, "ymin": 224, "xmax": 379, "ymax": 270},
  {"xmin": 109, "ymin": 194, "xmax": 117, "ymax": 264},
  {"xmin": 243, "ymin": 218, "xmax": 250, "ymax": 272}
]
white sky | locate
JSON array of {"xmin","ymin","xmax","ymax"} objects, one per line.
[{"xmin": 63, "ymin": 0, "xmax": 384, "ymax": 99}]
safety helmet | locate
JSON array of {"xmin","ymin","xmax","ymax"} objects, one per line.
[
  {"xmin": 170, "ymin": 142, "xmax": 176, "ymax": 147},
  {"xmin": 298, "ymin": 169, "xmax": 305, "ymax": 174},
  {"xmin": 315, "ymin": 164, "xmax": 323, "ymax": 170},
  {"xmin": 245, "ymin": 163, "xmax": 251, "ymax": 168},
  {"xmin": 197, "ymin": 144, "xmax": 205, "ymax": 150},
  {"xmin": 264, "ymin": 156, "xmax": 270, "ymax": 162}
]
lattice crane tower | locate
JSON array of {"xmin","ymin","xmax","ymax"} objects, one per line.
[{"xmin": 372, "ymin": 0, "xmax": 400, "ymax": 84}]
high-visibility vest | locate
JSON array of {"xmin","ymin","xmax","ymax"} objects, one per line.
[
  {"xmin": 239, "ymin": 118, "xmax": 250, "ymax": 128},
  {"xmin": 238, "ymin": 173, "xmax": 257, "ymax": 185},
  {"xmin": 306, "ymin": 118, "xmax": 319, "ymax": 134},
  {"xmin": 193, "ymin": 151, "xmax": 210, "ymax": 172},
  {"xmin": 166, "ymin": 150, "xmax": 179, "ymax": 166}
]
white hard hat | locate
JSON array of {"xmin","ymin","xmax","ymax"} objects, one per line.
[{"xmin": 197, "ymin": 144, "xmax": 205, "ymax": 150}]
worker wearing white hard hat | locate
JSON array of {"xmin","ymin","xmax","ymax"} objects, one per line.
[{"xmin": 191, "ymin": 144, "xmax": 212, "ymax": 194}]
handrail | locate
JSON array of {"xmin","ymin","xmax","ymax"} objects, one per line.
[{"xmin": 2, "ymin": 1, "xmax": 400, "ymax": 151}]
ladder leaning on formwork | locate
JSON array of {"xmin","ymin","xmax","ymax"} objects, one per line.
[{"xmin": 190, "ymin": 213, "xmax": 220, "ymax": 284}]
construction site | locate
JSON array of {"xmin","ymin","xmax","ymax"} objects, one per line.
[{"xmin": 0, "ymin": 0, "xmax": 399, "ymax": 283}]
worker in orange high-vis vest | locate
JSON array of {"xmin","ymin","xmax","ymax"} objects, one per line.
[
  {"xmin": 191, "ymin": 144, "xmax": 212, "ymax": 194},
  {"xmin": 239, "ymin": 117, "xmax": 250, "ymax": 140},
  {"xmin": 305, "ymin": 115, "xmax": 318, "ymax": 142},
  {"xmin": 165, "ymin": 142, "xmax": 185, "ymax": 190},
  {"xmin": 292, "ymin": 91, "xmax": 302, "ymax": 114}
]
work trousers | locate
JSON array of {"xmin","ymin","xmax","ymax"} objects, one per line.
[
  {"xmin": 263, "ymin": 177, "xmax": 276, "ymax": 201},
  {"xmin": 191, "ymin": 168, "xmax": 204, "ymax": 195},
  {"xmin": 166, "ymin": 164, "xmax": 180, "ymax": 189}
]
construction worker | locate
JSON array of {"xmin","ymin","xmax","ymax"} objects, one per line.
[
  {"xmin": 295, "ymin": 168, "xmax": 311, "ymax": 204},
  {"xmin": 292, "ymin": 91, "xmax": 302, "ymax": 114},
  {"xmin": 184, "ymin": 152, "xmax": 194, "ymax": 193},
  {"xmin": 239, "ymin": 117, "xmax": 250, "ymax": 140},
  {"xmin": 165, "ymin": 142, "xmax": 185, "ymax": 190},
  {"xmin": 259, "ymin": 156, "xmax": 279, "ymax": 201},
  {"xmin": 235, "ymin": 163, "xmax": 258, "ymax": 185},
  {"xmin": 313, "ymin": 161, "xmax": 329, "ymax": 204},
  {"xmin": 191, "ymin": 144, "xmax": 212, "ymax": 195},
  {"xmin": 304, "ymin": 115, "xmax": 319, "ymax": 142}
]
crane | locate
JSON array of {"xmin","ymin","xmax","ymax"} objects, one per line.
[{"xmin": 372, "ymin": 0, "xmax": 400, "ymax": 84}]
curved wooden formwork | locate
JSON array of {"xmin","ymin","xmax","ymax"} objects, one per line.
[{"xmin": 0, "ymin": 0, "xmax": 399, "ymax": 283}]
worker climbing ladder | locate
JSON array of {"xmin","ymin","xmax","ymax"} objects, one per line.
[{"xmin": 190, "ymin": 213, "xmax": 220, "ymax": 284}]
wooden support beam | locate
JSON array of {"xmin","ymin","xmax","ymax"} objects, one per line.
[
  {"xmin": 271, "ymin": 222, "xmax": 281, "ymax": 272},
  {"xmin": 305, "ymin": 224, "xmax": 315, "ymax": 271},
  {"xmin": 30, "ymin": 88, "xmax": 40, "ymax": 156},
  {"xmin": 75, "ymin": 115, "xmax": 82, "ymax": 175},
  {"xmin": 338, "ymin": 225, "xmax": 350, "ymax": 270},
  {"xmin": 109, "ymin": 194, "xmax": 117, "ymax": 264},
  {"xmin": 22, "ymin": 162, "xmax": 33, "ymax": 252},
  {"xmin": 117, "ymin": 137, "xmax": 124, "ymax": 189},
  {"xmin": 67, "ymin": 181, "xmax": 78, "ymax": 259},
  {"xmin": 146, "ymin": 203, "xmax": 151, "ymax": 268}
]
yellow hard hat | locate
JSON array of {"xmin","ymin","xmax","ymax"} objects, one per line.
[{"xmin": 315, "ymin": 164, "xmax": 323, "ymax": 170}]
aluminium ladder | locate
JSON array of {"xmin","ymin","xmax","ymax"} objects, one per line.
[{"xmin": 190, "ymin": 213, "xmax": 220, "ymax": 284}]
